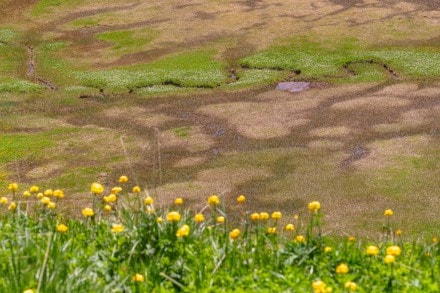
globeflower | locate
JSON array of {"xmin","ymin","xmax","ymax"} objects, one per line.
[
  {"xmin": 285, "ymin": 223, "xmax": 295, "ymax": 231},
  {"xmin": 119, "ymin": 175, "xmax": 128, "ymax": 183},
  {"xmin": 41, "ymin": 196, "xmax": 51, "ymax": 205},
  {"xmin": 344, "ymin": 281, "xmax": 357, "ymax": 292},
  {"xmin": 216, "ymin": 216, "xmax": 225, "ymax": 223},
  {"xmin": 386, "ymin": 245, "xmax": 401, "ymax": 256},
  {"xmin": 259, "ymin": 212, "xmax": 269, "ymax": 220},
  {"xmin": 23, "ymin": 191, "xmax": 31, "ymax": 197},
  {"xmin": 336, "ymin": 263, "xmax": 349, "ymax": 274},
  {"xmin": 132, "ymin": 186, "xmax": 141, "ymax": 193},
  {"xmin": 56, "ymin": 224, "xmax": 68, "ymax": 233},
  {"xmin": 53, "ymin": 189, "xmax": 64, "ymax": 198},
  {"xmin": 8, "ymin": 202, "xmax": 17, "ymax": 211},
  {"xmin": 82, "ymin": 208, "xmax": 94, "ymax": 217},
  {"xmin": 132, "ymin": 273, "xmax": 144, "ymax": 282},
  {"xmin": 267, "ymin": 227, "xmax": 276, "ymax": 234},
  {"xmin": 384, "ymin": 254, "xmax": 395, "ymax": 264},
  {"xmin": 166, "ymin": 211, "xmax": 181, "ymax": 222},
  {"xmin": 229, "ymin": 228, "xmax": 240, "ymax": 240},
  {"xmin": 237, "ymin": 195, "xmax": 246, "ymax": 203},
  {"xmin": 111, "ymin": 224, "xmax": 125, "ymax": 233},
  {"xmin": 194, "ymin": 213, "xmax": 205, "ymax": 223},
  {"xmin": 104, "ymin": 205, "xmax": 112, "ymax": 212},
  {"xmin": 312, "ymin": 280, "xmax": 328, "ymax": 293},
  {"xmin": 366, "ymin": 245, "xmax": 379, "ymax": 256},
  {"xmin": 111, "ymin": 187, "xmax": 122, "ymax": 194},
  {"xmin": 208, "ymin": 195, "xmax": 220, "ymax": 206},
  {"xmin": 384, "ymin": 209, "xmax": 394, "ymax": 216},
  {"xmin": 144, "ymin": 196, "xmax": 154, "ymax": 205},
  {"xmin": 0, "ymin": 197, "xmax": 8, "ymax": 205},
  {"xmin": 47, "ymin": 202, "xmax": 56, "ymax": 209},
  {"xmin": 271, "ymin": 211, "xmax": 282, "ymax": 220},
  {"xmin": 308, "ymin": 201, "xmax": 321, "ymax": 213},
  {"xmin": 104, "ymin": 194, "xmax": 117, "ymax": 203},
  {"xmin": 324, "ymin": 246, "xmax": 332, "ymax": 253},
  {"xmin": 8, "ymin": 182, "xmax": 18, "ymax": 192},
  {"xmin": 176, "ymin": 224, "xmax": 190, "ymax": 237},
  {"xmin": 295, "ymin": 235, "xmax": 306, "ymax": 243},
  {"xmin": 174, "ymin": 197, "xmax": 183, "ymax": 205},
  {"xmin": 44, "ymin": 189, "xmax": 53, "ymax": 196},
  {"xmin": 30, "ymin": 185, "xmax": 39, "ymax": 193},
  {"xmin": 250, "ymin": 213, "xmax": 260, "ymax": 221},
  {"xmin": 91, "ymin": 183, "xmax": 104, "ymax": 195}
]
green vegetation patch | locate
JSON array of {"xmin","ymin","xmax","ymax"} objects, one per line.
[
  {"xmin": 96, "ymin": 28, "xmax": 157, "ymax": 55},
  {"xmin": 76, "ymin": 50, "xmax": 228, "ymax": 90},
  {"xmin": 0, "ymin": 132, "xmax": 54, "ymax": 164},
  {"xmin": 0, "ymin": 80, "xmax": 43, "ymax": 94}
]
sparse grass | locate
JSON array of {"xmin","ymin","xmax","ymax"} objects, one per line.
[{"xmin": 31, "ymin": 0, "xmax": 85, "ymax": 16}]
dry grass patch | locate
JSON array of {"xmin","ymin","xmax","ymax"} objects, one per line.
[
  {"xmin": 373, "ymin": 83, "xmax": 418, "ymax": 96},
  {"xmin": 309, "ymin": 126, "xmax": 351, "ymax": 137},
  {"xmin": 160, "ymin": 126, "xmax": 215, "ymax": 153},
  {"xmin": 173, "ymin": 156, "xmax": 207, "ymax": 168},
  {"xmin": 352, "ymin": 134, "xmax": 432, "ymax": 170},
  {"xmin": 104, "ymin": 106, "xmax": 174, "ymax": 128},
  {"xmin": 26, "ymin": 162, "xmax": 65, "ymax": 180},
  {"xmin": 331, "ymin": 96, "xmax": 411, "ymax": 110},
  {"xmin": 307, "ymin": 139, "xmax": 345, "ymax": 150}
]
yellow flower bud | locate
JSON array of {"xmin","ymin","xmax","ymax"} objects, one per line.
[
  {"xmin": 208, "ymin": 195, "xmax": 220, "ymax": 206},
  {"xmin": 53, "ymin": 189, "xmax": 64, "ymax": 198},
  {"xmin": 132, "ymin": 273, "xmax": 144, "ymax": 282},
  {"xmin": 132, "ymin": 186, "xmax": 141, "ymax": 193},
  {"xmin": 271, "ymin": 211, "xmax": 282, "ymax": 220},
  {"xmin": 386, "ymin": 246, "xmax": 401, "ymax": 256},
  {"xmin": 384, "ymin": 254, "xmax": 395, "ymax": 264},
  {"xmin": 8, "ymin": 202, "xmax": 17, "ymax": 211},
  {"xmin": 56, "ymin": 224, "xmax": 68, "ymax": 233},
  {"xmin": 156, "ymin": 217, "xmax": 163, "ymax": 223},
  {"xmin": 166, "ymin": 211, "xmax": 181, "ymax": 222},
  {"xmin": 176, "ymin": 224, "xmax": 190, "ymax": 237},
  {"xmin": 237, "ymin": 195, "xmax": 246, "ymax": 204},
  {"xmin": 259, "ymin": 212, "xmax": 269, "ymax": 220},
  {"xmin": 44, "ymin": 189, "xmax": 53, "ymax": 196},
  {"xmin": 119, "ymin": 175, "xmax": 128, "ymax": 183},
  {"xmin": 344, "ymin": 281, "xmax": 357, "ymax": 292},
  {"xmin": 23, "ymin": 191, "xmax": 31, "ymax": 197},
  {"xmin": 384, "ymin": 209, "xmax": 393, "ymax": 216},
  {"xmin": 366, "ymin": 245, "xmax": 379, "ymax": 256},
  {"xmin": 308, "ymin": 201, "xmax": 321, "ymax": 213},
  {"xmin": 295, "ymin": 235, "xmax": 306, "ymax": 243},
  {"xmin": 267, "ymin": 227, "xmax": 276, "ymax": 234},
  {"xmin": 285, "ymin": 223, "xmax": 295, "ymax": 231},
  {"xmin": 103, "ymin": 205, "xmax": 112, "ymax": 212},
  {"xmin": 324, "ymin": 246, "xmax": 332, "ymax": 253},
  {"xmin": 250, "ymin": 213, "xmax": 260, "ymax": 221},
  {"xmin": 30, "ymin": 185, "xmax": 39, "ymax": 193},
  {"xmin": 0, "ymin": 197, "xmax": 8, "ymax": 205},
  {"xmin": 229, "ymin": 228, "xmax": 240, "ymax": 240},
  {"xmin": 194, "ymin": 213, "xmax": 205, "ymax": 223},
  {"xmin": 111, "ymin": 224, "xmax": 124, "ymax": 233},
  {"xmin": 91, "ymin": 183, "xmax": 104, "ymax": 194},
  {"xmin": 111, "ymin": 187, "xmax": 122, "ymax": 194},
  {"xmin": 144, "ymin": 196, "xmax": 154, "ymax": 205},
  {"xmin": 104, "ymin": 194, "xmax": 117, "ymax": 203},
  {"xmin": 36, "ymin": 193, "xmax": 43, "ymax": 199},
  {"xmin": 216, "ymin": 216, "xmax": 225, "ymax": 224},
  {"xmin": 82, "ymin": 208, "xmax": 94, "ymax": 217},
  {"xmin": 336, "ymin": 263, "xmax": 349, "ymax": 274},
  {"xmin": 174, "ymin": 197, "xmax": 183, "ymax": 205},
  {"xmin": 47, "ymin": 202, "xmax": 56, "ymax": 209},
  {"xmin": 41, "ymin": 196, "xmax": 51, "ymax": 205},
  {"xmin": 8, "ymin": 182, "xmax": 18, "ymax": 192}
]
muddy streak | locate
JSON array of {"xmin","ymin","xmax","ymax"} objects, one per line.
[{"xmin": 26, "ymin": 45, "xmax": 57, "ymax": 90}]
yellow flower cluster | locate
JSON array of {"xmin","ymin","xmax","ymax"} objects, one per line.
[
  {"xmin": 111, "ymin": 224, "xmax": 125, "ymax": 233},
  {"xmin": 336, "ymin": 263, "xmax": 349, "ymax": 274},
  {"xmin": 312, "ymin": 280, "xmax": 331, "ymax": 293},
  {"xmin": 308, "ymin": 201, "xmax": 321, "ymax": 213},
  {"xmin": 229, "ymin": 228, "xmax": 240, "ymax": 240},
  {"xmin": 167, "ymin": 211, "xmax": 181, "ymax": 222},
  {"xmin": 208, "ymin": 195, "xmax": 220, "ymax": 206},
  {"xmin": 194, "ymin": 213, "xmax": 205, "ymax": 223},
  {"xmin": 176, "ymin": 225, "xmax": 190, "ymax": 237}
]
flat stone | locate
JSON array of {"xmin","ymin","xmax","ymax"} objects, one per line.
[{"xmin": 276, "ymin": 81, "xmax": 310, "ymax": 93}]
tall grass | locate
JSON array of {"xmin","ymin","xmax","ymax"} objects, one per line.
[{"xmin": 1, "ymin": 178, "xmax": 439, "ymax": 292}]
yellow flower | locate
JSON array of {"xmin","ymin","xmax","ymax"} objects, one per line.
[
  {"xmin": 91, "ymin": 182, "xmax": 104, "ymax": 195},
  {"xmin": 37, "ymin": 192, "xmax": 43, "ymax": 199},
  {"xmin": 271, "ymin": 211, "xmax": 282, "ymax": 220},
  {"xmin": 324, "ymin": 246, "xmax": 332, "ymax": 253},
  {"xmin": 336, "ymin": 263, "xmax": 349, "ymax": 274},
  {"xmin": 82, "ymin": 208, "xmax": 94, "ymax": 217},
  {"xmin": 237, "ymin": 195, "xmax": 246, "ymax": 204},
  {"xmin": 174, "ymin": 197, "xmax": 183, "ymax": 205},
  {"xmin": 194, "ymin": 213, "xmax": 205, "ymax": 223},
  {"xmin": 208, "ymin": 195, "xmax": 220, "ymax": 206},
  {"xmin": 8, "ymin": 202, "xmax": 17, "ymax": 211},
  {"xmin": 386, "ymin": 245, "xmax": 401, "ymax": 256},
  {"xmin": 144, "ymin": 196, "xmax": 154, "ymax": 205},
  {"xmin": 395, "ymin": 229, "xmax": 402, "ymax": 236},
  {"xmin": 103, "ymin": 205, "xmax": 112, "ymax": 212},
  {"xmin": 132, "ymin": 273, "xmax": 144, "ymax": 282},
  {"xmin": 366, "ymin": 245, "xmax": 379, "ymax": 256},
  {"xmin": 285, "ymin": 223, "xmax": 295, "ymax": 231},
  {"xmin": 23, "ymin": 190, "xmax": 31, "ymax": 197},
  {"xmin": 308, "ymin": 201, "xmax": 321, "ymax": 213},
  {"xmin": 41, "ymin": 196, "xmax": 51, "ymax": 205},
  {"xmin": 176, "ymin": 224, "xmax": 190, "ymax": 237},
  {"xmin": 53, "ymin": 189, "xmax": 64, "ymax": 198},
  {"xmin": 250, "ymin": 213, "xmax": 260, "ymax": 221},
  {"xmin": 384, "ymin": 254, "xmax": 395, "ymax": 264},
  {"xmin": 104, "ymin": 194, "xmax": 117, "ymax": 203},
  {"xmin": 312, "ymin": 280, "xmax": 327, "ymax": 293},
  {"xmin": 48, "ymin": 202, "xmax": 56, "ymax": 209},
  {"xmin": 216, "ymin": 216, "xmax": 225, "ymax": 223},
  {"xmin": 145, "ymin": 206, "xmax": 155, "ymax": 214},
  {"xmin": 8, "ymin": 182, "xmax": 18, "ymax": 192},
  {"xmin": 132, "ymin": 186, "xmax": 141, "ymax": 193},
  {"xmin": 384, "ymin": 209, "xmax": 393, "ymax": 216},
  {"xmin": 111, "ymin": 224, "xmax": 125, "ymax": 233},
  {"xmin": 267, "ymin": 227, "xmax": 276, "ymax": 234},
  {"xmin": 259, "ymin": 212, "xmax": 269, "ymax": 220},
  {"xmin": 30, "ymin": 185, "xmax": 39, "ymax": 193},
  {"xmin": 119, "ymin": 175, "xmax": 128, "ymax": 183},
  {"xmin": 44, "ymin": 189, "xmax": 53, "ymax": 196},
  {"xmin": 344, "ymin": 281, "xmax": 357, "ymax": 292},
  {"xmin": 229, "ymin": 228, "xmax": 240, "ymax": 240},
  {"xmin": 156, "ymin": 217, "xmax": 163, "ymax": 223},
  {"xmin": 293, "ymin": 214, "xmax": 299, "ymax": 220},
  {"xmin": 295, "ymin": 235, "xmax": 306, "ymax": 243},
  {"xmin": 111, "ymin": 187, "xmax": 122, "ymax": 194},
  {"xmin": 432, "ymin": 237, "xmax": 438, "ymax": 243},
  {"xmin": 0, "ymin": 197, "xmax": 8, "ymax": 205},
  {"xmin": 56, "ymin": 224, "xmax": 68, "ymax": 233},
  {"xmin": 166, "ymin": 211, "xmax": 181, "ymax": 222},
  {"xmin": 348, "ymin": 236, "xmax": 356, "ymax": 242}
]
